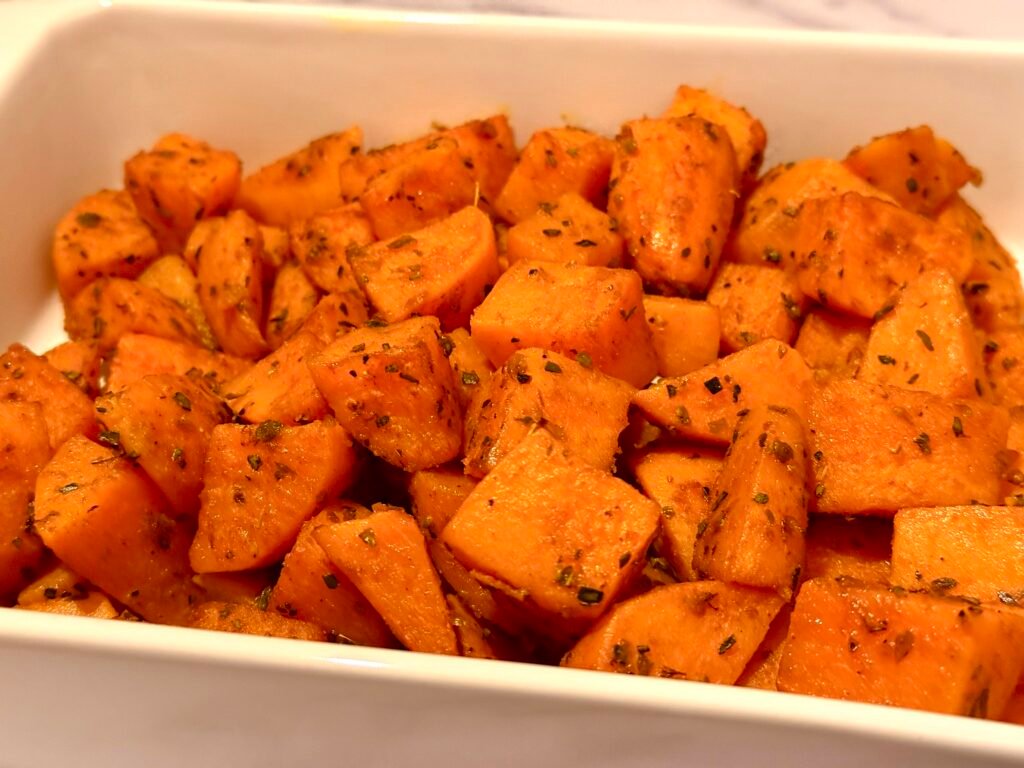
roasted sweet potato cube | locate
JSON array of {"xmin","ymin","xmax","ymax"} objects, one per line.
[
  {"xmin": 189, "ymin": 420, "xmax": 358, "ymax": 572},
  {"xmin": 42, "ymin": 340, "xmax": 103, "ymax": 396},
  {"xmin": 633, "ymin": 340, "xmax": 813, "ymax": 446},
  {"xmin": 299, "ymin": 293, "xmax": 370, "ymax": 346},
  {"xmin": 609, "ymin": 117, "xmax": 737, "ymax": 295},
  {"xmin": 52, "ymin": 189, "xmax": 160, "ymax": 301},
  {"xmin": 19, "ymin": 592, "xmax": 120, "ymax": 619},
  {"xmin": 663, "ymin": 85, "xmax": 767, "ymax": 190},
  {"xmin": 494, "ymin": 127, "xmax": 614, "ymax": 224},
  {"xmin": 448, "ymin": 594, "xmax": 501, "ymax": 659},
  {"xmin": 264, "ymin": 261, "xmax": 320, "ymax": 350},
  {"xmin": 443, "ymin": 429, "xmax": 660, "ymax": 636},
  {"xmin": 643, "ymin": 296, "xmax": 720, "ymax": 378},
  {"xmin": 289, "ymin": 204, "xmax": 375, "ymax": 298},
  {"xmin": 506, "ymin": 193, "xmax": 622, "ymax": 267},
  {"xmin": 778, "ymin": 578, "xmax": 1024, "ymax": 719},
  {"xmin": 809, "ymin": 379, "xmax": 1009, "ymax": 514},
  {"xmin": 137, "ymin": 255, "xmax": 218, "ymax": 350},
  {"xmin": 309, "ymin": 317, "xmax": 463, "ymax": 471},
  {"xmin": 736, "ymin": 604, "xmax": 792, "ymax": 690},
  {"xmin": 408, "ymin": 465, "xmax": 478, "ymax": 539},
  {"xmin": 105, "ymin": 334, "xmax": 248, "ymax": 394},
  {"xmin": 190, "ymin": 601, "xmax": 328, "ymax": 642},
  {"xmin": 804, "ymin": 515, "xmax": 892, "ymax": 584},
  {"xmin": 124, "ymin": 132, "xmax": 241, "ymax": 253},
  {"xmin": 95, "ymin": 373, "xmax": 229, "ymax": 516},
  {"xmin": 706, "ymin": 263, "xmax": 805, "ymax": 352},
  {"xmin": 314, "ymin": 505, "xmax": 457, "ymax": 654},
  {"xmin": 192, "ymin": 569, "xmax": 274, "ymax": 604},
  {"xmin": 270, "ymin": 506, "xmax": 396, "ymax": 647},
  {"xmin": 794, "ymin": 192, "xmax": 973, "ymax": 319},
  {"xmin": 33, "ymin": 435, "xmax": 200, "ymax": 624},
  {"xmin": 16, "ymin": 563, "xmax": 119, "ymax": 620},
  {"xmin": 793, "ymin": 310, "xmax": 870, "ymax": 379},
  {"xmin": 445, "ymin": 327, "xmax": 493, "ymax": 412},
  {"xmin": 844, "ymin": 126, "xmax": 980, "ymax": 216},
  {"xmin": 426, "ymin": 538, "xmax": 503, "ymax": 630},
  {"xmin": 235, "ymin": 127, "xmax": 363, "ymax": 226},
  {"xmin": 471, "ymin": 260, "xmax": 657, "ymax": 388},
  {"xmin": 984, "ymin": 329, "xmax": 1024, "ymax": 409},
  {"xmin": 463, "ymin": 348, "xmax": 633, "ymax": 478},
  {"xmin": 259, "ymin": 225, "xmax": 291, "ymax": 270},
  {"xmin": 562, "ymin": 581, "xmax": 785, "ymax": 683},
  {"xmin": 694, "ymin": 404, "xmax": 810, "ymax": 597}
]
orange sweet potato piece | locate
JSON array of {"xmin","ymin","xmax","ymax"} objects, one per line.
[
  {"xmin": 310, "ymin": 316, "xmax": 462, "ymax": 471},
  {"xmin": 643, "ymin": 296, "xmax": 720, "ymax": 377},
  {"xmin": 137, "ymin": 255, "xmax": 218, "ymax": 350},
  {"xmin": 891, "ymin": 506, "xmax": 1024, "ymax": 605},
  {"xmin": 16, "ymin": 564, "xmax": 120, "ymax": 620},
  {"xmin": 314, "ymin": 505, "xmax": 457, "ymax": 655},
  {"xmin": 408, "ymin": 465, "xmax": 478, "ymax": 539},
  {"xmin": 52, "ymin": 189, "xmax": 160, "ymax": 301},
  {"xmin": 447, "ymin": 594, "xmax": 499, "ymax": 659},
  {"xmin": 192, "ymin": 569, "xmax": 274, "ymax": 604},
  {"xmin": 259, "ymin": 225, "xmax": 291, "ymax": 270},
  {"xmin": 494, "ymin": 127, "xmax": 614, "ymax": 224},
  {"xmin": 505, "ymin": 193, "xmax": 622, "ymax": 267},
  {"xmin": 736, "ymin": 604, "xmax": 792, "ymax": 690},
  {"xmin": 462, "ymin": 348, "xmax": 633, "ymax": 478},
  {"xmin": 426, "ymin": 538, "xmax": 503, "ymax": 629},
  {"xmin": 42, "ymin": 340, "xmax": 102, "ymax": 396},
  {"xmin": 236, "ymin": 127, "xmax": 363, "ymax": 226},
  {"xmin": 1002, "ymin": 409, "xmax": 1024, "ymax": 505},
  {"xmin": 706, "ymin": 263, "xmax": 805, "ymax": 352},
  {"xmin": 562, "ymin": 581, "xmax": 784, "ymax": 683},
  {"xmin": 124, "ymin": 132, "xmax": 241, "ymax": 253},
  {"xmin": 694, "ymin": 404, "xmax": 810, "ymax": 598},
  {"xmin": 794, "ymin": 192, "xmax": 973, "ymax": 319},
  {"xmin": 189, "ymin": 601, "xmax": 328, "ymax": 642},
  {"xmin": 270, "ymin": 506, "xmax": 396, "ymax": 647},
  {"xmin": 289, "ymin": 204, "xmax": 375, "ymax": 298},
  {"xmin": 19, "ymin": 593, "xmax": 120, "ymax": 619},
  {"xmin": 632, "ymin": 340, "xmax": 813, "ymax": 446},
  {"xmin": 445, "ymin": 327, "xmax": 494, "ymax": 412},
  {"xmin": 793, "ymin": 309, "xmax": 870, "ymax": 379},
  {"xmin": 609, "ymin": 117, "xmax": 738, "ymax": 295},
  {"xmin": 778, "ymin": 577, "xmax": 1024, "ymax": 719},
  {"xmin": 804, "ymin": 515, "xmax": 892, "ymax": 583},
  {"xmin": 264, "ymin": 261, "xmax": 320, "ymax": 350},
  {"xmin": 984, "ymin": 329, "xmax": 1024, "ymax": 409},
  {"xmin": 844, "ymin": 126, "xmax": 980, "ymax": 216},
  {"xmin": 95, "ymin": 373, "xmax": 229, "ymax": 516},
  {"xmin": 299, "ymin": 293, "xmax": 371, "ymax": 346},
  {"xmin": 105, "ymin": 333, "xmax": 248, "ymax": 394},
  {"xmin": 33, "ymin": 435, "xmax": 199, "ymax": 624},
  {"xmin": 443, "ymin": 429, "xmax": 660, "ymax": 636},
  {"xmin": 189, "ymin": 420, "xmax": 358, "ymax": 572},
  {"xmin": 809, "ymin": 378, "xmax": 1009, "ymax": 514},
  {"xmin": 471, "ymin": 260, "xmax": 657, "ymax": 388}
]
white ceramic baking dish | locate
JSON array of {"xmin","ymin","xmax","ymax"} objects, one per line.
[{"xmin": 0, "ymin": 2, "xmax": 1022, "ymax": 766}]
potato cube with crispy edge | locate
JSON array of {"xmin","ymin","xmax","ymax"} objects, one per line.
[
  {"xmin": 16, "ymin": 564, "xmax": 120, "ymax": 620},
  {"xmin": 778, "ymin": 577, "xmax": 1024, "ymax": 719},
  {"xmin": 270, "ymin": 505, "xmax": 396, "ymax": 647},
  {"xmin": 189, "ymin": 601, "xmax": 328, "ymax": 642},
  {"xmin": 52, "ymin": 189, "xmax": 160, "ymax": 301},
  {"xmin": 299, "ymin": 293, "xmax": 370, "ymax": 346},
  {"xmin": 984, "ymin": 329, "xmax": 1024, "ymax": 409},
  {"xmin": 736, "ymin": 605, "xmax": 792, "ymax": 690},
  {"xmin": 444, "ymin": 327, "xmax": 494, "ymax": 412},
  {"xmin": 858, "ymin": 270, "xmax": 984, "ymax": 398},
  {"xmin": 33, "ymin": 435, "xmax": 200, "ymax": 624},
  {"xmin": 627, "ymin": 445, "xmax": 722, "ymax": 581},
  {"xmin": 309, "ymin": 316, "xmax": 462, "ymax": 471},
  {"xmin": 643, "ymin": 296, "xmax": 720, "ymax": 377},
  {"xmin": 235, "ymin": 127, "xmax": 363, "ymax": 227},
  {"xmin": 794, "ymin": 192, "xmax": 973, "ymax": 319},
  {"xmin": 494, "ymin": 127, "xmax": 614, "ymax": 224},
  {"xmin": 443, "ymin": 429, "xmax": 660, "ymax": 637},
  {"xmin": 137, "ymin": 255, "xmax": 218, "ymax": 350},
  {"xmin": 707, "ymin": 263, "xmax": 805, "ymax": 353},
  {"xmin": 124, "ymin": 132, "xmax": 241, "ymax": 253},
  {"xmin": 663, "ymin": 85, "xmax": 767, "ymax": 191},
  {"xmin": 471, "ymin": 260, "xmax": 657, "ymax": 388},
  {"xmin": 463, "ymin": 348, "xmax": 633, "ymax": 478},
  {"xmin": 844, "ymin": 125, "xmax": 980, "ymax": 216},
  {"xmin": 562, "ymin": 581, "xmax": 784, "ymax": 683},
  {"xmin": 793, "ymin": 310, "xmax": 870, "ymax": 380},
  {"xmin": 105, "ymin": 334, "xmax": 249, "ymax": 395},
  {"xmin": 809, "ymin": 378, "xmax": 1009, "ymax": 514},
  {"xmin": 804, "ymin": 515, "xmax": 892, "ymax": 584},
  {"xmin": 314, "ymin": 505, "xmax": 457, "ymax": 654},
  {"xmin": 288, "ymin": 204, "xmax": 375, "ymax": 298},
  {"xmin": 633, "ymin": 340, "xmax": 813, "ymax": 446},
  {"xmin": 95, "ymin": 374, "xmax": 230, "ymax": 517},
  {"xmin": 608, "ymin": 117, "xmax": 738, "ymax": 295},
  {"xmin": 694, "ymin": 404, "xmax": 810, "ymax": 598},
  {"xmin": 724, "ymin": 158, "xmax": 893, "ymax": 269},
  {"xmin": 42, "ymin": 340, "xmax": 102, "ymax": 397},
  {"xmin": 195, "ymin": 211, "xmax": 267, "ymax": 359},
  {"xmin": 506, "ymin": 193, "xmax": 622, "ymax": 268},
  {"xmin": 189, "ymin": 419, "xmax": 358, "ymax": 573},
  {"xmin": 408, "ymin": 465, "xmax": 478, "ymax": 539},
  {"xmin": 891, "ymin": 506, "xmax": 1024, "ymax": 604},
  {"xmin": 264, "ymin": 262, "xmax": 320, "ymax": 350}
]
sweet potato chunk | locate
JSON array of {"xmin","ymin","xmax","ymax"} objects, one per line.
[
  {"xmin": 236, "ymin": 128, "xmax": 363, "ymax": 226},
  {"xmin": 189, "ymin": 420, "xmax": 358, "ymax": 572},
  {"xmin": 506, "ymin": 193, "xmax": 622, "ymax": 268},
  {"xmin": 609, "ymin": 117, "xmax": 738, "ymax": 295},
  {"xmin": 471, "ymin": 260, "xmax": 657, "ymax": 388},
  {"xmin": 562, "ymin": 581, "xmax": 784, "ymax": 683},
  {"xmin": 264, "ymin": 262, "xmax": 320, "ymax": 350},
  {"xmin": 408, "ymin": 465, "xmax": 478, "ymax": 539},
  {"xmin": 259, "ymin": 225, "xmax": 291, "ymax": 270},
  {"xmin": 137, "ymin": 255, "xmax": 217, "ymax": 350},
  {"xmin": 314, "ymin": 505, "xmax": 457, "ymax": 655},
  {"xmin": 33, "ymin": 435, "xmax": 199, "ymax": 624},
  {"xmin": 793, "ymin": 310, "xmax": 870, "ymax": 379},
  {"xmin": 643, "ymin": 296, "xmax": 720, "ymax": 377},
  {"xmin": 448, "ymin": 594, "xmax": 501, "ymax": 659},
  {"xmin": 809, "ymin": 379, "xmax": 1009, "ymax": 514},
  {"xmin": 349, "ymin": 206, "xmax": 499, "ymax": 331},
  {"xmin": 192, "ymin": 569, "xmax": 274, "ymax": 604},
  {"xmin": 124, "ymin": 132, "xmax": 241, "ymax": 253},
  {"xmin": 443, "ymin": 429, "xmax": 660, "ymax": 636},
  {"xmin": 694, "ymin": 404, "xmax": 810, "ymax": 597},
  {"xmin": 52, "ymin": 189, "xmax": 160, "ymax": 301},
  {"xmin": 984, "ymin": 329, "xmax": 1024, "ymax": 409},
  {"xmin": 105, "ymin": 334, "xmax": 248, "ymax": 394},
  {"xmin": 42, "ymin": 340, "xmax": 102, "ymax": 397},
  {"xmin": 706, "ymin": 263, "xmax": 805, "ymax": 352},
  {"xmin": 289, "ymin": 204, "xmax": 375, "ymax": 298},
  {"xmin": 736, "ymin": 605, "xmax": 792, "ymax": 690},
  {"xmin": 463, "ymin": 348, "xmax": 633, "ymax": 478},
  {"xmin": 299, "ymin": 293, "xmax": 370, "ymax": 346},
  {"xmin": 844, "ymin": 126, "xmax": 980, "ymax": 216},
  {"xmin": 804, "ymin": 515, "xmax": 892, "ymax": 584},
  {"xmin": 190, "ymin": 601, "xmax": 328, "ymax": 642},
  {"xmin": 778, "ymin": 578, "xmax": 1024, "ymax": 719},
  {"xmin": 16, "ymin": 564, "xmax": 120, "ymax": 620},
  {"xmin": 633, "ymin": 340, "xmax": 813, "ymax": 446},
  {"xmin": 445, "ymin": 327, "xmax": 493, "ymax": 412}
]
